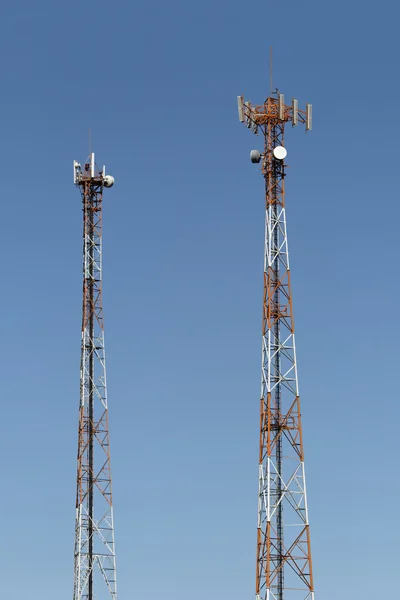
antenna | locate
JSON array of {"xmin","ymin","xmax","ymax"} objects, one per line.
[
  {"xmin": 273, "ymin": 145, "xmax": 287, "ymax": 160},
  {"xmin": 269, "ymin": 46, "xmax": 273, "ymax": 94},
  {"xmin": 306, "ymin": 103, "xmax": 313, "ymax": 131},
  {"xmin": 279, "ymin": 93, "xmax": 285, "ymax": 120},
  {"xmin": 237, "ymin": 95, "xmax": 245, "ymax": 122},
  {"xmin": 292, "ymin": 98, "xmax": 299, "ymax": 126},
  {"xmin": 88, "ymin": 128, "xmax": 92, "ymax": 155}
]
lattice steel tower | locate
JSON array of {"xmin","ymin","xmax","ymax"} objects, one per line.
[
  {"xmin": 73, "ymin": 154, "xmax": 117, "ymax": 600},
  {"xmin": 237, "ymin": 92, "xmax": 314, "ymax": 600}
]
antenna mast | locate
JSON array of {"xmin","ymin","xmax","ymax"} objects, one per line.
[
  {"xmin": 73, "ymin": 154, "xmax": 116, "ymax": 600},
  {"xmin": 237, "ymin": 91, "xmax": 314, "ymax": 600},
  {"xmin": 269, "ymin": 47, "xmax": 273, "ymax": 94}
]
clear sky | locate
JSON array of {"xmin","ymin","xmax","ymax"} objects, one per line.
[{"xmin": 0, "ymin": 1, "xmax": 397, "ymax": 598}]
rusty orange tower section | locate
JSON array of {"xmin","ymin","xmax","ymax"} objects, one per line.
[{"xmin": 237, "ymin": 92, "xmax": 314, "ymax": 600}]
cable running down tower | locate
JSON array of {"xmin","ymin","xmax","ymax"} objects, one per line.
[
  {"xmin": 73, "ymin": 154, "xmax": 117, "ymax": 600},
  {"xmin": 237, "ymin": 92, "xmax": 314, "ymax": 600}
]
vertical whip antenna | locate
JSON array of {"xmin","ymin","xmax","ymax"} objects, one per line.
[
  {"xmin": 237, "ymin": 91, "xmax": 314, "ymax": 600},
  {"xmin": 269, "ymin": 46, "xmax": 273, "ymax": 95},
  {"xmin": 72, "ymin": 156, "xmax": 117, "ymax": 600}
]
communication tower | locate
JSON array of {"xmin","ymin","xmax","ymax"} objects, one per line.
[
  {"xmin": 73, "ymin": 153, "xmax": 117, "ymax": 600},
  {"xmin": 237, "ymin": 92, "xmax": 314, "ymax": 600}
]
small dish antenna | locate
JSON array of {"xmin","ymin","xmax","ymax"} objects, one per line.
[
  {"xmin": 103, "ymin": 175, "xmax": 115, "ymax": 188},
  {"xmin": 250, "ymin": 149, "xmax": 262, "ymax": 164},
  {"xmin": 273, "ymin": 146, "xmax": 287, "ymax": 160}
]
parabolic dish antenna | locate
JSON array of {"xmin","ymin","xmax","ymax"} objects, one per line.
[{"xmin": 273, "ymin": 146, "xmax": 287, "ymax": 160}]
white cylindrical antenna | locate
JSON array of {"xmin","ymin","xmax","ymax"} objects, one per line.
[
  {"xmin": 237, "ymin": 95, "xmax": 245, "ymax": 122},
  {"xmin": 292, "ymin": 98, "xmax": 298, "ymax": 126},
  {"xmin": 306, "ymin": 103, "xmax": 312, "ymax": 131},
  {"xmin": 73, "ymin": 160, "xmax": 81, "ymax": 184},
  {"xmin": 91, "ymin": 153, "xmax": 95, "ymax": 178},
  {"xmin": 279, "ymin": 94, "xmax": 285, "ymax": 120}
]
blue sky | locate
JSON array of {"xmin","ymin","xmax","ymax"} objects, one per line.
[{"xmin": 0, "ymin": 0, "xmax": 398, "ymax": 598}]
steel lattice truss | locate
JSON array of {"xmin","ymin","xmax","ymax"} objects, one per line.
[
  {"xmin": 239, "ymin": 96, "xmax": 314, "ymax": 600},
  {"xmin": 73, "ymin": 159, "xmax": 117, "ymax": 600}
]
